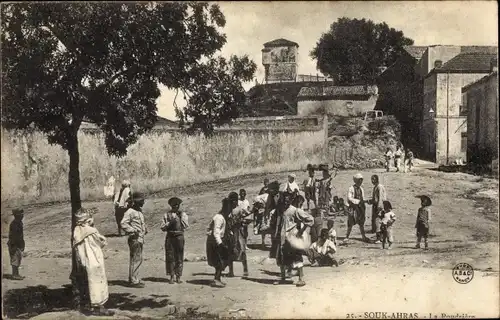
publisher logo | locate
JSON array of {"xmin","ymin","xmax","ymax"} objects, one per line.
[{"xmin": 452, "ymin": 263, "xmax": 474, "ymax": 284}]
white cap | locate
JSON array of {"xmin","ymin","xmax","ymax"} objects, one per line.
[{"xmin": 353, "ymin": 173, "xmax": 363, "ymax": 180}]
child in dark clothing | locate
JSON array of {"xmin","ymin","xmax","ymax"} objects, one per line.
[
  {"xmin": 310, "ymin": 208, "xmax": 323, "ymax": 244},
  {"xmin": 337, "ymin": 198, "xmax": 346, "ymax": 215},
  {"xmin": 415, "ymin": 195, "xmax": 432, "ymax": 249},
  {"xmin": 8, "ymin": 208, "xmax": 25, "ymax": 280},
  {"xmin": 331, "ymin": 196, "xmax": 339, "ymax": 212}
]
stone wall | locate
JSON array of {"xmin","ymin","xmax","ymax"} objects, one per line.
[
  {"xmin": 1, "ymin": 116, "xmax": 327, "ymax": 205},
  {"xmin": 297, "ymin": 96, "xmax": 378, "ymax": 117},
  {"xmin": 465, "ymin": 72, "xmax": 499, "ymax": 164},
  {"xmin": 421, "ymin": 72, "xmax": 489, "ymax": 164}
]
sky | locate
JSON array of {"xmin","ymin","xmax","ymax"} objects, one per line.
[{"xmin": 156, "ymin": 1, "xmax": 498, "ymax": 120}]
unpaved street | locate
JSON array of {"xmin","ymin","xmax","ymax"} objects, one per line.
[{"xmin": 2, "ymin": 166, "xmax": 499, "ymax": 319}]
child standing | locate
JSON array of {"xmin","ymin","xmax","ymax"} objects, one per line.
[
  {"xmin": 380, "ymin": 201, "xmax": 396, "ymax": 249},
  {"xmin": 8, "ymin": 208, "xmax": 25, "ymax": 280},
  {"xmin": 415, "ymin": 195, "xmax": 432, "ymax": 250},
  {"xmin": 394, "ymin": 146, "xmax": 403, "ymax": 172},
  {"xmin": 384, "ymin": 148, "xmax": 393, "ymax": 172},
  {"xmin": 161, "ymin": 197, "xmax": 189, "ymax": 284},
  {"xmin": 310, "ymin": 208, "xmax": 323, "ymax": 244},
  {"xmin": 405, "ymin": 149, "xmax": 414, "ymax": 173}
]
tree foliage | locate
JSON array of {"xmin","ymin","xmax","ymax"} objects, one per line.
[
  {"xmin": 1, "ymin": 2, "xmax": 257, "ymax": 292},
  {"xmin": 1, "ymin": 2, "xmax": 257, "ymax": 155},
  {"xmin": 310, "ymin": 17, "xmax": 414, "ymax": 84}
]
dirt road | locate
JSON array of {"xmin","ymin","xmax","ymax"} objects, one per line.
[{"xmin": 2, "ymin": 166, "xmax": 499, "ymax": 319}]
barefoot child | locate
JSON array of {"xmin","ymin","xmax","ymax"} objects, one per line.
[
  {"xmin": 415, "ymin": 195, "xmax": 432, "ymax": 250},
  {"xmin": 307, "ymin": 229, "xmax": 338, "ymax": 267},
  {"xmin": 8, "ymin": 208, "xmax": 25, "ymax": 280},
  {"xmin": 380, "ymin": 201, "xmax": 396, "ymax": 249}
]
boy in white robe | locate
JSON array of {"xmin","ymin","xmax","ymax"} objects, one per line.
[{"xmin": 73, "ymin": 208, "xmax": 113, "ymax": 316}]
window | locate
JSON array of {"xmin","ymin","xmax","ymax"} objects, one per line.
[
  {"xmin": 461, "ymin": 132, "xmax": 468, "ymax": 153},
  {"xmin": 459, "ymin": 104, "xmax": 468, "ymax": 116}
]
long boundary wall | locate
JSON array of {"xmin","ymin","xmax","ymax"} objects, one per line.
[{"xmin": 1, "ymin": 116, "xmax": 327, "ymax": 205}]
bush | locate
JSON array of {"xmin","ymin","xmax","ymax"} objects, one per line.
[{"xmin": 368, "ymin": 115, "xmax": 401, "ymax": 136}]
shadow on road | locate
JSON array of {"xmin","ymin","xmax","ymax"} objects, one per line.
[
  {"xmin": 258, "ymin": 269, "xmax": 280, "ymax": 276},
  {"xmin": 103, "ymin": 233, "xmax": 123, "ymax": 238},
  {"xmin": 2, "ymin": 285, "xmax": 172, "ymax": 318},
  {"xmin": 242, "ymin": 277, "xmax": 278, "ymax": 285},
  {"xmin": 142, "ymin": 277, "xmax": 170, "ymax": 283},
  {"xmin": 247, "ymin": 243, "xmax": 269, "ymax": 251},
  {"xmin": 186, "ymin": 279, "xmax": 214, "ymax": 286},
  {"xmin": 108, "ymin": 279, "xmax": 132, "ymax": 287}
]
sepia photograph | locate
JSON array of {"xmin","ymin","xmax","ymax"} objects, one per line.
[{"xmin": 1, "ymin": 1, "xmax": 498, "ymax": 319}]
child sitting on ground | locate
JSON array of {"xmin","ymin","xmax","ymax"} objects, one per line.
[
  {"xmin": 327, "ymin": 219, "xmax": 337, "ymax": 246},
  {"xmin": 307, "ymin": 228, "xmax": 338, "ymax": 267},
  {"xmin": 336, "ymin": 198, "xmax": 346, "ymax": 215},
  {"xmin": 380, "ymin": 201, "xmax": 396, "ymax": 250}
]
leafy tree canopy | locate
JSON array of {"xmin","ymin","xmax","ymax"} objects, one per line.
[
  {"xmin": 1, "ymin": 2, "xmax": 257, "ymax": 158},
  {"xmin": 310, "ymin": 17, "xmax": 414, "ymax": 85}
]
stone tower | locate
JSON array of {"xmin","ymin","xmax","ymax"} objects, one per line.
[{"xmin": 261, "ymin": 38, "xmax": 299, "ymax": 83}]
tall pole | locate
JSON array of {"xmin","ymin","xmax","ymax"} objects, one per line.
[{"xmin": 446, "ymin": 71, "xmax": 450, "ymax": 164}]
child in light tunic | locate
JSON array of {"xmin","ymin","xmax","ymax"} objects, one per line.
[
  {"xmin": 307, "ymin": 229, "xmax": 338, "ymax": 267},
  {"xmin": 73, "ymin": 208, "xmax": 114, "ymax": 316},
  {"xmin": 380, "ymin": 201, "xmax": 396, "ymax": 249}
]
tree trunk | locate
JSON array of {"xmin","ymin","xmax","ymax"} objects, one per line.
[{"xmin": 68, "ymin": 128, "xmax": 83, "ymax": 310}]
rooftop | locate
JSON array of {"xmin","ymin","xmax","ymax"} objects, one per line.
[
  {"xmin": 297, "ymin": 85, "xmax": 378, "ymax": 99},
  {"xmin": 439, "ymin": 52, "xmax": 498, "ymax": 72},
  {"xmin": 403, "ymin": 46, "xmax": 428, "ymax": 60},
  {"xmin": 462, "ymin": 71, "xmax": 498, "ymax": 93},
  {"xmin": 263, "ymin": 38, "xmax": 299, "ymax": 48},
  {"xmin": 460, "ymin": 46, "xmax": 498, "ymax": 54}
]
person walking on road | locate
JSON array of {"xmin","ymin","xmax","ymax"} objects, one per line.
[
  {"xmin": 121, "ymin": 192, "xmax": 147, "ymax": 288},
  {"xmin": 270, "ymin": 190, "xmax": 314, "ymax": 287},
  {"xmin": 405, "ymin": 149, "xmax": 415, "ymax": 173},
  {"xmin": 227, "ymin": 192, "xmax": 252, "ymax": 278}
]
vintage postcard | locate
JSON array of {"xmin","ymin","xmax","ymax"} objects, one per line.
[{"xmin": 1, "ymin": 1, "xmax": 498, "ymax": 319}]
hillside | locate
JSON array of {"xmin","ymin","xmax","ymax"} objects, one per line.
[{"xmin": 328, "ymin": 115, "xmax": 402, "ymax": 169}]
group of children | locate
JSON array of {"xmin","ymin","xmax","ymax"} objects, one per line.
[
  {"xmin": 6, "ymin": 172, "xmax": 433, "ymax": 293},
  {"xmin": 385, "ymin": 145, "xmax": 414, "ymax": 173}
]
